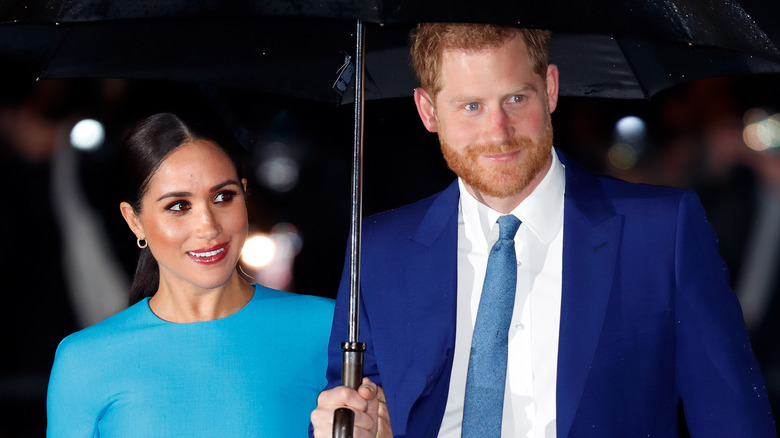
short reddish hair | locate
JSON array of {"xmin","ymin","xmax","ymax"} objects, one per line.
[{"xmin": 409, "ymin": 23, "xmax": 551, "ymax": 99}]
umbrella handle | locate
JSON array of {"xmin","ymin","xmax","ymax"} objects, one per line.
[
  {"xmin": 333, "ymin": 341, "xmax": 366, "ymax": 438},
  {"xmin": 332, "ymin": 408, "xmax": 354, "ymax": 438}
]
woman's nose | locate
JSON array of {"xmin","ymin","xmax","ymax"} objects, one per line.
[{"xmin": 195, "ymin": 207, "xmax": 221, "ymax": 239}]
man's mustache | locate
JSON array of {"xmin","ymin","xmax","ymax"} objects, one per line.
[{"xmin": 465, "ymin": 137, "xmax": 530, "ymax": 156}]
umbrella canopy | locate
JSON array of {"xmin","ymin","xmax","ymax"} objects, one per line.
[{"xmin": 1, "ymin": 0, "xmax": 780, "ymax": 102}]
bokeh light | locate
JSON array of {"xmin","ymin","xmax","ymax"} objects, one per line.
[
  {"xmin": 608, "ymin": 115, "xmax": 646, "ymax": 171},
  {"xmin": 257, "ymin": 156, "xmax": 299, "ymax": 192},
  {"xmin": 241, "ymin": 234, "xmax": 275, "ymax": 268},
  {"xmin": 69, "ymin": 119, "xmax": 105, "ymax": 151},
  {"xmin": 269, "ymin": 223, "xmax": 303, "ymax": 258},
  {"xmin": 615, "ymin": 115, "xmax": 646, "ymax": 141},
  {"xmin": 743, "ymin": 108, "xmax": 780, "ymax": 151},
  {"xmin": 607, "ymin": 142, "xmax": 638, "ymax": 170},
  {"xmin": 255, "ymin": 141, "xmax": 300, "ymax": 193},
  {"xmin": 240, "ymin": 225, "xmax": 302, "ymax": 290}
]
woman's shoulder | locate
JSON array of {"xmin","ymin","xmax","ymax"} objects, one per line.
[
  {"xmin": 253, "ymin": 283, "xmax": 334, "ymax": 306},
  {"xmin": 54, "ymin": 300, "xmax": 152, "ymax": 357},
  {"xmin": 250, "ymin": 284, "xmax": 334, "ymax": 322}
]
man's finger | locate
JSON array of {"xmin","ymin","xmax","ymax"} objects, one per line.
[{"xmin": 311, "ymin": 407, "xmax": 378, "ymax": 437}]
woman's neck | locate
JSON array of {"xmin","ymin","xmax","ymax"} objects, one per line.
[{"xmin": 149, "ymin": 273, "xmax": 254, "ymax": 323}]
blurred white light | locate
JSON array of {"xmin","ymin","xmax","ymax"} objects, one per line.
[
  {"xmin": 743, "ymin": 110, "xmax": 780, "ymax": 151},
  {"xmin": 241, "ymin": 224, "xmax": 302, "ymax": 290},
  {"xmin": 765, "ymin": 114, "xmax": 780, "ymax": 149},
  {"xmin": 607, "ymin": 143, "xmax": 638, "ymax": 170},
  {"xmin": 271, "ymin": 223, "xmax": 302, "ymax": 255},
  {"xmin": 69, "ymin": 119, "xmax": 105, "ymax": 151},
  {"xmin": 257, "ymin": 156, "xmax": 300, "ymax": 192},
  {"xmin": 743, "ymin": 124, "xmax": 765, "ymax": 151},
  {"xmin": 241, "ymin": 234, "xmax": 276, "ymax": 268},
  {"xmin": 615, "ymin": 116, "xmax": 646, "ymax": 141}
]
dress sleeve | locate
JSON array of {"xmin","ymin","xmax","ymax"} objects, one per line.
[{"xmin": 46, "ymin": 336, "xmax": 101, "ymax": 438}]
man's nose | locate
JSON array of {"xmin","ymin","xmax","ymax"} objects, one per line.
[{"xmin": 486, "ymin": 108, "xmax": 513, "ymax": 145}]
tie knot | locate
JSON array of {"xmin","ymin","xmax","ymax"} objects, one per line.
[{"xmin": 497, "ymin": 215, "xmax": 521, "ymax": 240}]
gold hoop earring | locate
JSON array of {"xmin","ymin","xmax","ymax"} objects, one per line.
[{"xmin": 137, "ymin": 238, "xmax": 147, "ymax": 249}]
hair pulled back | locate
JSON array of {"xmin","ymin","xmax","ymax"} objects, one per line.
[{"xmin": 119, "ymin": 112, "xmax": 244, "ymax": 305}]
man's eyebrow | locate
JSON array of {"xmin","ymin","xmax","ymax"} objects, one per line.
[{"xmin": 449, "ymin": 85, "xmax": 539, "ymax": 103}]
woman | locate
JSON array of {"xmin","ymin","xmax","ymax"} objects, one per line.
[{"xmin": 47, "ymin": 113, "xmax": 334, "ymax": 437}]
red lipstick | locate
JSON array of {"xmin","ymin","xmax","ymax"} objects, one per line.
[{"xmin": 187, "ymin": 242, "xmax": 230, "ymax": 264}]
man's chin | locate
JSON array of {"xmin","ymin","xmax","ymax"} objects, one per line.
[{"xmin": 462, "ymin": 169, "xmax": 530, "ymax": 199}]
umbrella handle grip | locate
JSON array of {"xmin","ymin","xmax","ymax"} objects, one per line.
[
  {"xmin": 332, "ymin": 408, "xmax": 355, "ymax": 438},
  {"xmin": 333, "ymin": 342, "xmax": 366, "ymax": 438}
]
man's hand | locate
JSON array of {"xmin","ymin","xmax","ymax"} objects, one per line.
[{"xmin": 311, "ymin": 378, "xmax": 392, "ymax": 438}]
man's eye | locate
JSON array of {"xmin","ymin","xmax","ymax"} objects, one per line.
[
  {"xmin": 215, "ymin": 190, "xmax": 238, "ymax": 203},
  {"xmin": 508, "ymin": 95, "xmax": 524, "ymax": 104},
  {"xmin": 166, "ymin": 201, "xmax": 189, "ymax": 212},
  {"xmin": 465, "ymin": 102, "xmax": 480, "ymax": 111}
]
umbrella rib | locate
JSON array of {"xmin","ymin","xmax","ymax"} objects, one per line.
[
  {"xmin": 613, "ymin": 37, "xmax": 652, "ymax": 100},
  {"xmin": 35, "ymin": 23, "xmax": 71, "ymax": 81}
]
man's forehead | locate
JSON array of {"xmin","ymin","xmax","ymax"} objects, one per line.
[
  {"xmin": 440, "ymin": 33, "xmax": 526, "ymax": 57},
  {"xmin": 439, "ymin": 39, "xmax": 532, "ymax": 73}
]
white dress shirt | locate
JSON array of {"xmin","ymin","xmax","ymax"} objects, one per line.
[{"xmin": 438, "ymin": 150, "xmax": 565, "ymax": 438}]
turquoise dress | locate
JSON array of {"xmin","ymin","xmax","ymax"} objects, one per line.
[{"xmin": 46, "ymin": 284, "xmax": 334, "ymax": 437}]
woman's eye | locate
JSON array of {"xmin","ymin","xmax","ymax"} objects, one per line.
[
  {"xmin": 166, "ymin": 200, "xmax": 190, "ymax": 212},
  {"xmin": 214, "ymin": 190, "xmax": 238, "ymax": 203},
  {"xmin": 464, "ymin": 102, "xmax": 480, "ymax": 111}
]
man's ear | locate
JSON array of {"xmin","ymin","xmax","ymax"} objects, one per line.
[
  {"xmin": 119, "ymin": 202, "xmax": 145, "ymax": 240},
  {"xmin": 546, "ymin": 64, "xmax": 560, "ymax": 114},
  {"xmin": 414, "ymin": 88, "xmax": 438, "ymax": 133}
]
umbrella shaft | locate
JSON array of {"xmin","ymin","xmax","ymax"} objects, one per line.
[{"xmin": 348, "ymin": 20, "xmax": 365, "ymax": 344}]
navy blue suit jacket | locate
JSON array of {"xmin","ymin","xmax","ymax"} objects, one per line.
[{"xmin": 323, "ymin": 150, "xmax": 775, "ymax": 437}]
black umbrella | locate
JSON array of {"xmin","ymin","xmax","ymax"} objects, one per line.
[
  {"xmin": 2, "ymin": 1, "xmax": 779, "ymax": 435},
  {"xmin": 2, "ymin": 0, "xmax": 780, "ymax": 102}
]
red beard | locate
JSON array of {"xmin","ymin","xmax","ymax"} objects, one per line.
[{"xmin": 440, "ymin": 120, "xmax": 554, "ymax": 198}]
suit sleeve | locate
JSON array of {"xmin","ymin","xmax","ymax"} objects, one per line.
[{"xmin": 674, "ymin": 190, "xmax": 776, "ymax": 435}]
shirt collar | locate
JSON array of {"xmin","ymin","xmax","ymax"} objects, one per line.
[{"xmin": 459, "ymin": 149, "xmax": 565, "ymax": 246}]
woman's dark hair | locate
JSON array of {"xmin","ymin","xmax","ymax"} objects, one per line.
[{"xmin": 120, "ymin": 112, "xmax": 244, "ymax": 305}]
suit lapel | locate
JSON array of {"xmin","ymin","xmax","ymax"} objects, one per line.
[
  {"xmin": 384, "ymin": 181, "xmax": 461, "ymax": 435},
  {"xmin": 555, "ymin": 152, "xmax": 624, "ymax": 437}
]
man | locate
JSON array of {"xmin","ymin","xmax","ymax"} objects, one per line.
[{"xmin": 311, "ymin": 23, "xmax": 775, "ymax": 437}]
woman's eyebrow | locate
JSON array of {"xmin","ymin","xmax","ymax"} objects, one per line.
[
  {"xmin": 155, "ymin": 180, "xmax": 240, "ymax": 202},
  {"xmin": 211, "ymin": 179, "xmax": 241, "ymax": 191}
]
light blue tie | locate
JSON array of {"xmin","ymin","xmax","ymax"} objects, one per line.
[{"xmin": 462, "ymin": 214, "xmax": 521, "ymax": 437}]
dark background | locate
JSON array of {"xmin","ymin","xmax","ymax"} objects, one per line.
[
  {"xmin": 3, "ymin": 72, "xmax": 780, "ymax": 438},
  {"xmin": 1, "ymin": 0, "xmax": 780, "ymax": 432}
]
